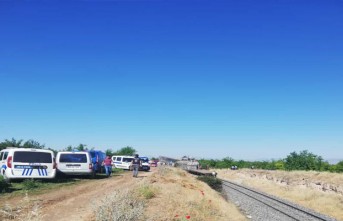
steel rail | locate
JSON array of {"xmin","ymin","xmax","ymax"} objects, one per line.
[{"xmin": 220, "ymin": 179, "xmax": 336, "ymax": 221}]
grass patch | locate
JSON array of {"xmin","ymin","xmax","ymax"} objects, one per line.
[
  {"xmin": 197, "ymin": 176, "xmax": 223, "ymax": 192},
  {"xmin": 1, "ymin": 178, "xmax": 79, "ymax": 197},
  {"xmin": 22, "ymin": 179, "xmax": 43, "ymax": 190},
  {"xmin": 0, "ymin": 177, "xmax": 10, "ymax": 193},
  {"xmin": 94, "ymin": 188, "xmax": 145, "ymax": 221},
  {"xmin": 112, "ymin": 168, "xmax": 124, "ymax": 174},
  {"xmin": 138, "ymin": 183, "xmax": 157, "ymax": 199}
]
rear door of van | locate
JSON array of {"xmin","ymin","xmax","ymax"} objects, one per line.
[
  {"xmin": 57, "ymin": 152, "xmax": 92, "ymax": 175},
  {"xmin": 12, "ymin": 150, "xmax": 55, "ymax": 178}
]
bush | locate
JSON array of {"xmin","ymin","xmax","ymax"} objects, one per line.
[
  {"xmin": 197, "ymin": 176, "xmax": 222, "ymax": 192},
  {"xmin": 22, "ymin": 179, "xmax": 42, "ymax": 190},
  {"xmin": 94, "ymin": 188, "xmax": 145, "ymax": 221},
  {"xmin": 138, "ymin": 184, "xmax": 156, "ymax": 199},
  {"xmin": 0, "ymin": 176, "xmax": 10, "ymax": 193}
]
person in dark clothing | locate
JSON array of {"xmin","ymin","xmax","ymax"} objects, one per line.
[{"xmin": 131, "ymin": 154, "xmax": 141, "ymax": 177}]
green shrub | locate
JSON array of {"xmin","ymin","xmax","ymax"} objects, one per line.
[
  {"xmin": 138, "ymin": 184, "xmax": 156, "ymax": 199},
  {"xmin": 197, "ymin": 176, "xmax": 222, "ymax": 192},
  {"xmin": 22, "ymin": 179, "xmax": 42, "ymax": 190},
  {"xmin": 0, "ymin": 176, "xmax": 10, "ymax": 193}
]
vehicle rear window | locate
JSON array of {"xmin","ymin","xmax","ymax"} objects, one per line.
[
  {"xmin": 13, "ymin": 151, "xmax": 52, "ymax": 163},
  {"xmin": 59, "ymin": 154, "xmax": 87, "ymax": 163}
]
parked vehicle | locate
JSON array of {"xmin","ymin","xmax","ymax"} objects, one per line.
[
  {"xmin": 0, "ymin": 147, "xmax": 56, "ymax": 182},
  {"xmin": 89, "ymin": 150, "xmax": 106, "ymax": 174},
  {"xmin": 112, "ymin": 155, "xmax": 134, "ymax": 170},
  {"xmin": 139, "ymin": 157, "xmax": 150, "ymax": 171},
  {"xmin": 149, "ymin": 159, "xmax": 159, "ymax": 167},
  {"xmin": 56, "ymin": 151, "xmax": 93, "ymax": 176}
]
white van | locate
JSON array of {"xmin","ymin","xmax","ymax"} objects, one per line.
[
  {"xmin": 112, "ymin": 156, "xmax": 134, "ymax": 170},
  {"xmin": 0, "ymin": 147, "xmax": 56, "ymax": 182},
  {"xmin": 56, "ymin": 151, "xmax": 93, "ymax": 176}
]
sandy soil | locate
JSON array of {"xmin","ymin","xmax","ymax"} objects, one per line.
[{"xmin": 0, "ymin": 169, "xmax": 155, "ymax": 221}]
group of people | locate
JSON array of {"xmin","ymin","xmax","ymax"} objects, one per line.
[{"xmin": 102, "ymin": 154, "xmax": 142, "ymax": 178}]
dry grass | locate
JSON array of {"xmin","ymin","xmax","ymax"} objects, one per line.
[
  {"xmin": 93, "ymin": 188, "xmax": 145, "ymax": 221},
  {"xmin": 93, "ymin": 166, "xmax": 247, "ymax": 221},
  {"xmin": 0, "ymin": 192, "xmax": 43, "ymax": 221},
  {"xmin": 143, "ymin": 166, "xmax": 247, "ymax": 221},
  {"xmin": 216, "ymin": 169, "xmax": 343, "ymax": 220}
]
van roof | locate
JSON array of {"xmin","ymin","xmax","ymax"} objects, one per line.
[{"xmin": 1, "ymin": 148, "xmax": 53, "ymax": 153}]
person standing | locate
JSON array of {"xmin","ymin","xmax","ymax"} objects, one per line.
[
  {"xmin": 131, "ymin": 154, "xmax": 141, "ymax": 177},
  {"xmin": 103, "ymin": 156, "xmax": 112, "ymax": 177}
]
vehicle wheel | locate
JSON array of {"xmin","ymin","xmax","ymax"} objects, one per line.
[{"xmin": 91, "ymin": 170, "xmax": 96, "ymax": 178}]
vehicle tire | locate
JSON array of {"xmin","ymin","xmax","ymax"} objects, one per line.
[{"xmin": 91, "ymin": 170, "xmax": 96, "ymax": 178}]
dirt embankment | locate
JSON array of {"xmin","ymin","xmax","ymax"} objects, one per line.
[
  {"xmin": 1, "ymin": 167, "xmax": 247, "ymax": 221},
  {"xmin": 218, "ymin": 169, "xmax": 343, "ymax": 196},
  {"xmin": 0, "ymin": 170, "xmax": 154, "ymax": 221}
]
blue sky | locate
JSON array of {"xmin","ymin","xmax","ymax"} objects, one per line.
[{"xmin": 1, "ymin": 0, "xmax": 342, "ymax": 161}]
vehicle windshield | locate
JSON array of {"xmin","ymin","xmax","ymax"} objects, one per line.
[{"xmin": 140, "ymin": 157, "xmax": 149, "ymax": 163}]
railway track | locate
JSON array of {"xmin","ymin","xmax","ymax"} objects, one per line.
[{"xmin": 220, "ymin": 179, "xmax": 337, "ymax": 221}]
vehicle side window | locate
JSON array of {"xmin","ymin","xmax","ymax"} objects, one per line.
[
  {"xmin": 116, "ymin": 157, "xmax": 121, "ymax": 161},
  {"xmin": 3, "ymin": 152, "xmax": 8, "ymax": 160},
  {"xmin": 123, "ymin": 158, "xmax": 133, "ymax": 162},
  {"xmin": 0, "ymin": 152, "xmax": 3, "ymax": 160}
]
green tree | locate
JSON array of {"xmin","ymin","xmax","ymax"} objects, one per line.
[
  {"xmin": 335, "ymin": 161, "xmax": 343, "ymax": 173},
  {"xmin": 23, "ymin": 139, "xmax": 45, "ymax": 149},
  {"xmin": 76, "ymin": 144, "xmax": 87, "ymax": 151},
  {"xmin": 105, "ymin": 149, "xmax": 113, "ymax": 156},
  {"xmin": 0, "ymin": 138, "xmax": 23, "ymax": 150},
  {"xmin": 65, "ymin": 145, "xmax": 73, "ymax": 151},
  {"xmin": 113, "ymin": 146, "xmax": 136, "ymax": 156},
  {"xmin": 284, "ymin": 150, "xmax": 323, "ymax": 171}
]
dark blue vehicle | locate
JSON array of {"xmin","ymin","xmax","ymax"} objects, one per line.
[{"xmin": 88, "ymin": 150, "xmax": 106, "ymax": 176}]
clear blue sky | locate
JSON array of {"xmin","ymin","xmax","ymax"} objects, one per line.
[{"xmin": 1, "ymin": 0, "xmax": 342, "ymax": 161}]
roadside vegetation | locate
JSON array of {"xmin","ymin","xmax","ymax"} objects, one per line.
[
  {"xmin": 199, "ymin": 150, "xmax": 343, "ymax": 173},
  {"xmin": 2, "ymin": 138, "xmax": 342, "ymax": 173}
]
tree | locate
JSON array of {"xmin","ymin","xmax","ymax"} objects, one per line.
[
  {"xmin": 335, "ymin": 161, "xmax": 343, "ymax": 173},
  {"xmin": 105, "ymin": 149, "xmax": 113, "ymax": 156},
  {"xmin": 65, "ymin": 145, "xmax": 73, "ymax": 151},
  {"xmin": 76, "ymin": 144, "xmax": 87, "ymax": 151},
  {"xmin": 23, "ymin": 139, "xmax": 45, "ymax": 149},
  {"xmin": 0, "ymin": 138, "xmax": 23, "ymax": 150},
  {"xmin": 284, "ymin": 150, "xmax": 323, "ymax": 171},
  {"xmin": 113, "ymin": 146, "xmax": 136, "ymax": 156}
]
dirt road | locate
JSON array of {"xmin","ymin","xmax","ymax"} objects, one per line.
[{"xmin": 0, "ymin": 170, "xmax": 155, "ymax": 221}]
